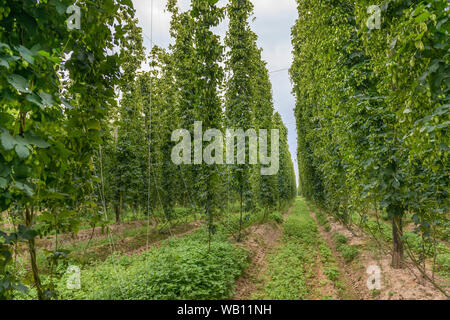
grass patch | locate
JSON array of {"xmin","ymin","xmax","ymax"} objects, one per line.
[
  {"xmin": 57, "ymin": 229, "xmax": 248, "ymax": 300},
  {"xmin": 315, "ymin": 209, "xmax": 331, "ymax": 231},
  {"xmin": 319, "ymin": 243, "xmax": 339, "ymax": 282},
  {"xmin": 256, "ymin": 197, "xmax": 318, "ymax": 299},
  {"xmin": 435, "ymin": 253, "xmax": 450, "ymax": 278},
  {"xmin": 16, "ymin": 228, "xmax": 248, "ymax": 300}
]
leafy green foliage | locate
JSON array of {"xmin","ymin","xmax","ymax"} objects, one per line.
[
  {"xmin": 338, "ymin": 244, "xmax": 359, "ymax": 263},
  {"xmin": 291, "ymin": 0, "xmax": 449, "ymax": 269},
  {"xmin": 0, "ymin": 0, "xmax": 136, "ymax": 299},
  {"xmin": 311, "ymin": 205, "xmax": 331, "ymax": 231},
  {"xmin": 269, "ymin": 212, "xmax": 284, "ymax": 224},
  {"xmin": 1, "ymin": 0, "xmax": 298, "ymax": 300},
  {"xmin": 259, "ymin": 198, "xmax": 332, "ymax": 299},
  {"xmin": 333, "ymin": 233, "xmax": 348, "ymax": 246},
  {"xmin": 435, "ymin": 254, "xmax": 450, "ymax": 277},
  {"xmin": 319, "ymin": 243, "xmax": 340, "ymax": 282},
  {"xmin": 262, "ymin": 242, "xmax": 310, "ymax": 300},
  {"xmin": 56, "ymin": 230, "xmax": 248, "ymax": 300},
  {"xmin": 224, "ymin": 0, "xmax": 259, "ymax": 237}
]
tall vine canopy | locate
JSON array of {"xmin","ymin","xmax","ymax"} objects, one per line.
[
  {"xmin": 0, "ymin": 0, "xmax": 297, "ymax": 300},
  {"xmin": 291, "ymin": 0, "xmax": 448, "ymax": 273},
  {"xmin": 0, "ymin": 0, "xmax": 137, "ymax": 300},
  {"xmin": 0, "ymin": 0, "xmax": 447, "ymax": 303}
]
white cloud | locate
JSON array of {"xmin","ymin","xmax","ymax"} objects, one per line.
[
  {"xmin": 253, "ymin": 0, "xmax": 296, "ymax": 17},
  {"xmin": 132, "ymin": 0, "xmax": 172, "ymax": 49}
]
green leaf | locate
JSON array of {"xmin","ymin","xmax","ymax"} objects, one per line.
[
  {"xmin": 427, "ymin": 60, "xmax": 441, "ymax": 74},
  {"xmin": 0, "ymin": 57, "xmax": 9, "ymax": 69},
  {"xmin": 61, "ymin": 97, "xmax": 74, "ymax": 110},
  {"xmin": 12, "ymin": 182, "xmax": 34, "ymax": 197},
  {"xmin": 389, "ymin": 37, "xmax": 397, "ymax": 50},
  {"xmin": 433, "ymin": 42, "xmax": 446, "ymax": 49},
  {"xmin": 2, "ymin": 55, "xmax": 20, "ymax": 64},
  {"xmin": 6, "ymin": 74, "xmax": 31, "ymax": 93},
  {"xmin": 0, "ymin": 177, "xmax": 7, "ymax": 189},
  {"xmin": 0, "ymin": 162, "xmax": 10, "ymax": 177},
  {"xmin": 432, "ymin": 104, "xmax": 449, "ymax": 117},
  {"xmin": 38, "ymin": 92, "xmax": 54, "ymax": 107},
  {"xmin": 0, "ymin": 247, "xmax": 12, "ymax": 264},
  {"xmin": 24, "ymin": 132, "xmax": 50, "ymax": 148},
  {"xmin": 0, "ymin": 112, "xmax": 14, "ymax": 125},
  {"xmin": 15, "ymin": 144, "xmax": 30, "ymax": 159},
  {"xmin": 49, "ymin": 0, "xmax": 67, "ymax": 15},
  {"xmin": 12, "ymin": 282, "xmax": 28, "ymax": 294},
  {"xmin": 0, "ymin": 129, "xmax": 15, "ymax": 150},
  {"xmin": 103, "ymin": 0, "xmax": 116, "ymax": 13},
  {"xmin": 415, "ymin": 11, "xmax": 430, "ymax": 23},
  {"xmin": 26, "ymin": 93, "xmax": 44, "ymax": 108},
  {"xmin": 436, "ymin": 18, "xmax": 448, "ymax": 31},
  {"xmin": 122, "ymin": 0, "xmax": 134, "ymax": 8},
  {"xmin": 14, "ymin": 164, "xmax": 30, "ymax": 179},
  {"xmin": 18, "ymin": 225, "xmax": 37, "ymax": 241},
  {"xmin": 86, "ymin": 119, "xmax": 101, "ymax": 130},
  {"xmin": 0, "ymin": 43, "xmax": 10, "ymax": 50},
  {"xmin": 16, "ymin": 45, "xmax": 35, "ymax": 64},
  {"xmin": 37, "ymin": 50, "xmax": 50, "ymax": 58}
]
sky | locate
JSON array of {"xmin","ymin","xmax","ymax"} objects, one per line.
[{"xmin": 132, "ymin": 0, "xmax": 299, "ymax": 180}]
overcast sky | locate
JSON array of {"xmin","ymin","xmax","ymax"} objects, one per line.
[{"xmin": 132, "ymin": 0, "xmax": 299, "ymax": 180}]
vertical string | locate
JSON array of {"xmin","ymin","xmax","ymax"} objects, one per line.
[{"xmin": 146, "ymin": 0, "xmax": 154, "ymax": 251}]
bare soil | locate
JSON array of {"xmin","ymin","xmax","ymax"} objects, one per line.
[
  {"xmin": 36, "ymin": 219, "xmax": 154, "ymax": 250},
  {"xmin": 309, "ymin": 207, "xmax": 448, "ymax": 300},
  {"xmin": 232, "ymin": 206, "xmax": 293, "ymax": 299},
  {"xmin": 72, "ymin": 220, "xmax": 203, "ymax": 261},
  {"xmin": 124, "ymin": 221, "xmax": 203, "ymax": 256}
]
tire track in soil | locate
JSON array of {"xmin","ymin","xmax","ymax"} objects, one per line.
[
  {"xmin": 306, "ymin": 206, "xmax": 360, "ymax": 300},
  {"xmin": 307, "ymin": 241, "xmax": 340, "ymax": 300},
  {"xmin": 232, "ymin": 206, "xmax": 293, "ymax": 300},
  {"xmin": 36, "ymin": 220, "xmax": 155, "ymax": 250}
]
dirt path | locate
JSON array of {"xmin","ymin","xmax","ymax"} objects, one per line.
[
  {"xmin": 306, "ymin": 206, "xmax": 360, "ymax": 300},
  {"xmin": 306, "ymin": 205, "xmax": 448, "ymax": 300},
  {"xmin": 124, "ymin": 221, "xmax": 203, "ymax": 256},
  {"xmin": 232, "ymin": 206, "xmax": 293, "ymax": 299},
  {"xmin": 36, "ymin": 219, "xmax": 154, "ymax": 250},
  {"xmin": 71, "ymin": 220, "xmax": 203, "ymax": 262},
  {"xmin": 307, "ymin": 239, "xmax": 342, "ymax": 300}
]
